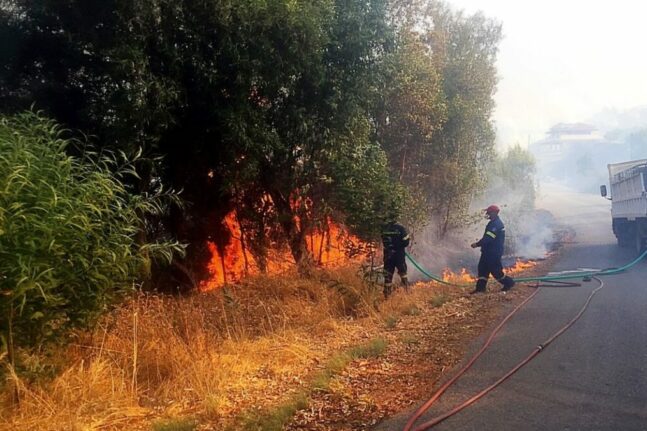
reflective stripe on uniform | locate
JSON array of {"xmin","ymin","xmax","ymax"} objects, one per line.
[
  {"xmin": 485, "ymin": 231, "xmax": 496, "ymax": 238},
  {"xmin": 403, "ymin": 234, "xmax": 410, "ymax": 240}
]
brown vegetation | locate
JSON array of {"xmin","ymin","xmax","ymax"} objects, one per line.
[{"xmin": 0, "ymin": 260, "xmax": 551, "ymax": 431}]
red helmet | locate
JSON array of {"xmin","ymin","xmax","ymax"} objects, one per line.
[{"xmin": 485, "ymin": 204, "xmax": 500, "ymax": 214}]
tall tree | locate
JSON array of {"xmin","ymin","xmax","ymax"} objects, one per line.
[
  {"xmin": 421, "ymin": 1, "xmax": 501, "ymax": 236},
  {"xmin": 377, "ymin": 1, "xmax": 501, "ymax": 236}
]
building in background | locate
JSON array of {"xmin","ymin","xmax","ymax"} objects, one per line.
[{"xmin": 529, "ymin": 123, "xmax": 629, "ymax": 192}]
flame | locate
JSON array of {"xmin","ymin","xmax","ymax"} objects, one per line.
[
  {"xmin": 201, "ymin": 212, "xmax": 250, "ymax": 291},
  {"xmin": 440, "ymin": 258, "xmax": 538, "ymax": 284},
  {"xmin": 506, "ymin": 259, "xmax": 538, "ymax": 274},
  {"xmin": 201, "ymin": 211, "xmax": 363, "ymax": 291},
  {"xmin": 442, "ymin": 268, "xmax": 476, "ymax": 284}
]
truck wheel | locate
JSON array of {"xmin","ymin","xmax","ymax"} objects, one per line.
[
  {"xmin": 615, "ymin": 220, "xmax": 634, "ymax": 248},
  {"xmin": 636, "ymin": 221, "xmax": 647, "ymax": 255},
  {"xmin": 618, "ymin": 235, "xmax": 632, "ymax": 248},
  {"xmin": 637, "ymin": 235, "xmax": 646, "ymax": 255}
]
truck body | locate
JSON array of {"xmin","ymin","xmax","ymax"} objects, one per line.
[{"xmin": 603, "ymin": 159, "xmax": 647, "ymax": 252}]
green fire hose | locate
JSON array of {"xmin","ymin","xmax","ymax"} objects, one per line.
[{"xmin": 405, "ymin": 249, "xmax": 647, "ymax": 287}]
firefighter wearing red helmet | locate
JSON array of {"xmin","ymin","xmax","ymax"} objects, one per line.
[{"xmin": 470, "ymin": 204, "xmax": 515, "ymax": 293}]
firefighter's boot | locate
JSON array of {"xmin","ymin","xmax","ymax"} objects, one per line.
[
  {"xmin": 401, "ymin": 275, "xmax": 410, "ymax": 293},
  {"xmin": 383, "ymin": 283, "xmax": 393, "ymax": 299},
  {"xmin": 500, "ymin": 276, "xmax": 515, "ymax": 292},
  {"xmin": 470, "ymin": 278, "xmax": 487, "ymax": 294}
]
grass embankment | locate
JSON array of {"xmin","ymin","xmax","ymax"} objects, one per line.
[{"xmin": 0, "ymin": 267, "xmax": 465, "ymax": 431}]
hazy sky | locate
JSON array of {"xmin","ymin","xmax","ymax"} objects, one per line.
[{"xmin": 447, "ymin": 0, "xmax": 647, "ymax": 148}]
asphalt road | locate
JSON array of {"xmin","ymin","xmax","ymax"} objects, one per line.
[{"xmin": 375, "ymin": 185, "xmax": 647, "ymax": 431}]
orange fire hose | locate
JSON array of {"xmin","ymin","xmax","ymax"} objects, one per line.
[{"xmin": 403, "ymin": 277, "xmax": 605, "ymax": 431}]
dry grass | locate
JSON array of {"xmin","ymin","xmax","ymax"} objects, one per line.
[
  {"xmin": 0, "ymin": 267, "xmax": 409, "ymax": 431},
  {"xmin": 0, "ymin": 264, "xmax": 477, "ymax": 431},
  {"xmin": 0, "ymin": 247, "xmax": 556, "ymax": 430},
  {"xmin": 1, "ymin": 360, "xmax": 146, "ymax": 430}
]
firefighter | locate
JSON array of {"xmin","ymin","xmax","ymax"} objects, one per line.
[
  {"xmin": 470, "ymin": 204, "xmax": 515, "ymax": 294},
  {"xmin": 381, "ymin": 216, "xmax": 410, "ymax": 298}
]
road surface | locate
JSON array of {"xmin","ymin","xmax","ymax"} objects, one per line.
[{"xmin": 375, "ymin": 184, "xmax": 647, "ymax": 431}]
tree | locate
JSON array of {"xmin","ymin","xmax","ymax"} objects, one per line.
[
  {"xmin": 329, "ymin": 117, "xmax": 406, "ymax": 240},
  {"xmin": 377, "ymin": 1, "xmax": 502, "ymax": 237},
  {"xmin": 488, "ymin": 144, "xmax": 537, "ymax": 209},
  {"xmin": 422, "ymin": 2, "xmax": 502, "ymax": 236},
  {"xmin": 377, "ymin": 28, "xmax": 447, "ymax": 229}
]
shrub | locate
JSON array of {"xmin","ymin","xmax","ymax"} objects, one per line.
[{"xmin": 0, "ymin": 112, "xmax": 183, "ymax": 365}]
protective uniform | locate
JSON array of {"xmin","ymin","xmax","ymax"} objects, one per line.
[
  {"xmin": 472, "ymin": 207, "xmax": 515, "ymax": 293},
  {"xmin": 381, "ymin": 221, "xmax": 410, "ymax": 298}
]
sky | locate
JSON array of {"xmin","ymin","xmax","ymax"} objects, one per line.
[{"xmin": 446, "ymin": 0, "xmax": 647, "ymax": 148}]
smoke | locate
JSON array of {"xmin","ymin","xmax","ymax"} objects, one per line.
[
  {"xmin": 527, "ymin": 118, "xmax": 647, "ymax": 193},
  {"xmin": 474, "ymin": 183, "xmax": 558, "ymax": 260},
  {"xmin": 405, "ymin": 180, "xmax": 557, "ymax": 283},
  {"xmin": 508, "ymin": 210, "xmax": 556, "ymax": 259},
  {"xmin": 408, "ymin": 221, "xmax": 481, "ymax": 281}
]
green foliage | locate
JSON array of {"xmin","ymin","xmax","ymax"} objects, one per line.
[
  {"xmin": 152, "ymin": 418, "xmax": 198, "ymax": 431},
  {"xmin": 400, "ymin": 332, "xmax": 420, "ymax": 345},
  {"xmin": 241, "ymin": 392, "xmax": 309, "ymax": 431},
  {"xmin": 429, "ymin": 293, "xmax": 450, "ymax": 308},
  {"xmin": 428, "ymin": 5, "xmax": 501, "ymax": 235},
  {"xmin": 401, "ymin": 304, "xmax": 421, "ymax": 316},
  {"xmin": 379, "ymin": 28, "xmax": 447, "ymax": 185},
  {"xmin": 329, "ymin": 117, "xmax": 406, "ymax": 240},
  {"xmin": 348, "ymin": 337, "xmax": 388, "ymax": 359},
  {"xmin": 238, "ymin": 338, "xmax": 386, "ymax": 430},
  {"xmin": 384, "ymin": 315, "xmax": 398, "ymax": 329},
  {"xmin": 383, "ymin": 2, "xmax": 502, "ymax": 237},
  {"xmin": 376, "ymin": 26, "xmax": 448, "ymax": 232},
  {"xmin": 0, "ymin": 112, "xmax": 184, "ymax": 362},
  {"xmin": 236, "ymin": 336, "xmax": 386, "ymax": 429},
  {"xmin": 1, "ymin": 0, "xmax": 504, "ymax": 276},
  {"xmin": 488, "ymin": 144, "xmax": 537, "ymax": 209},
  {"xmin": 313, "ymin": 337, "xmax": 388, "ymax": 391}
]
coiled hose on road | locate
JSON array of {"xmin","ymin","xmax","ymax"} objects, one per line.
[{"xmin": 400, "ymin": 249, "xmax": 647, "ymax": 430}]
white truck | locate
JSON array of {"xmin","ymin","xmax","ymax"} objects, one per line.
[{"xmin": 600, "ymin": 159, "xmax": 647, "ymax": 253}]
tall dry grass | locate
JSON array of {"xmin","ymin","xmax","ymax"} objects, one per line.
[{"xmin": 0, "ymin": 267, "xmax": 396, "ymax": 431}]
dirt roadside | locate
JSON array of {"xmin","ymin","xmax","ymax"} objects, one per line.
[{"xmin": 282, "ymin": 254, "xmax": 559, "ymax": 431}]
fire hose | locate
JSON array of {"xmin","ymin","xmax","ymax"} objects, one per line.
[
  {"xmin": 405, "ymin": 248, "xmax": 647, "ymax": 286},
  {"xmin": 400, "ymin": 249, "xmax": 647, "ymax": 430}
]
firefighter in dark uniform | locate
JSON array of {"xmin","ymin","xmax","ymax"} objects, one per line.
[
  {"xmin": 381, "ymin": 218, "xmax": 410, "ymax": 298},
  {"xmin": 470, "ymin": 205, "xmax": 515, "ymax": 293}
]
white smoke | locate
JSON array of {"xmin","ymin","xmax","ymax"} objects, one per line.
[{"xmin": 405, "ymin": 188, "xmax": 558, "ymax": 282}]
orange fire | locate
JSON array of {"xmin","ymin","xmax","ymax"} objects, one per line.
[
  {"xmin": 506, "ymin": 259, "xmax": 538, "ymax": 274},
  {"xmin": 200, "ymin": 210, "xmax": 362, "ymax": 291},
  {"xmin": 440, "ymin": 258, "xmax": 537, "ymax": 284},
  {"xmin": 442, "ymin": 268, "xmax": 476, "ymax": 284},
  {"xmin": 201, "ymin": 212, "xmax": 256, "ymax": 290}
]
